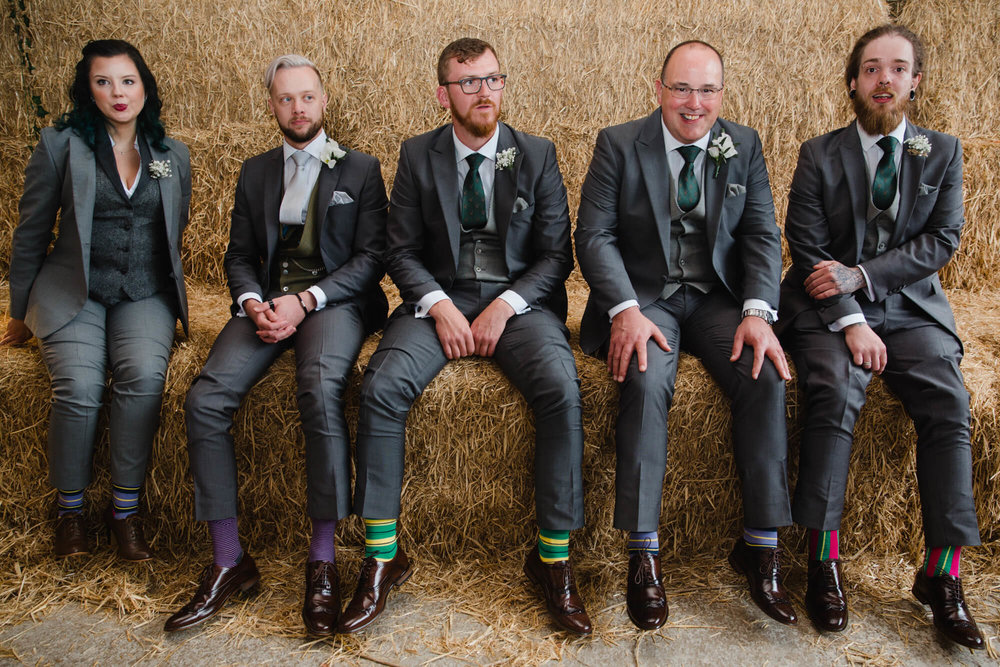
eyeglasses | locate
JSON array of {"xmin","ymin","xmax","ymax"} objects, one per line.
[
  {"xmin": 660, "ymin": 82, "xmax": 723, "ymax": 100},
  {"xmin": 442, "ymin": 74, "xmax": 507, "ymax": 95}
]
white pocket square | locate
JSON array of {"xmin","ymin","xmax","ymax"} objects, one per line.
[
  {"xmin": 727, "ymin": 183, "xmax": 746, "ymax": 197},
  {"xmin": 330, "ymin": 191, "xmax": 354, "ymax": 205},
  {"xmin": 917, "ymin": 183, "xmax": 937, "ymax": 196},
  {"xmin": 513, "ymin": 196, "xmax": 529, "ymax": 213}
]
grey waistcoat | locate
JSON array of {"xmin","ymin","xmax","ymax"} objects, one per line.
[{"xmin": 660, "ymin": 166, "xmax": 716, "ymax": 300}]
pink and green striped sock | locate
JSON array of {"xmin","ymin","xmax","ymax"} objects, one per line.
[
  {"xmin": 923, "ymin": 546, "xmax": 961, "ymax": 577},
  {"xmin": 808, "ymin": 529, "xmax": 839, "ymax": 561}
]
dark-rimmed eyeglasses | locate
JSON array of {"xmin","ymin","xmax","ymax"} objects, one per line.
[
  {"xmin": 442, "ymin": 74, "xmax": 507, "ymax": 95},
  {"xmin": 660, "ymin": 82, "xmax": 723, "ymax": 100}
]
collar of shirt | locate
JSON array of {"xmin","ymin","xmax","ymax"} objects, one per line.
[
  {"xmin": 282, "ymin": 128, "xmax": 327, "ymax": 164},
  {"xmin": 660, "ymin": 117, "xmax": 712, "ymax": 178},
  {"xmin": 281, "ymin": 129, "xmax": 327, "ymax": 189},
  {"xmin": 856, "ymin": 117, "xmax": 907, "ymax": 155},
  {"xmin": 452, "ymin": 124, "xmax": 500, "ymax": 166}
]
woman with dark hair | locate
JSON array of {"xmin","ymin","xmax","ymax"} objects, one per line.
[{"xmin": 2, "ymin": 39, "xmax": 190, "ymax": 561}]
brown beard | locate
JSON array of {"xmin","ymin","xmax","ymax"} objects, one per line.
[
  {"xmin": 453, "ymin": 98, "xmax": 499, "ymax": 138},
  {"xmin": 853, "ymin": 88, "xmax": 908, "ymax": 136},
  {"xmin": 279, "ymin": 116, "xmax": 323, "ymax": 145}
]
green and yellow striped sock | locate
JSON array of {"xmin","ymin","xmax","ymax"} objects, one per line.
[
  {"xmin": 538, "ymin": 529, "xmax": 570, "ymax": 563},
  {"xmin": 364, "ymin": 518, "xmax": 398, "ymax": 562}
]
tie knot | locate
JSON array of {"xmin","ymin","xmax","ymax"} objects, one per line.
[
  {"xmin": 291, "ymin": 150, "xmax": 310, "ymax": 168},
  {"xmin": 466, "ymin": 153, "xmax": 486, "ymax": 170},
  {"xmin": 677, "ymin": 145, "xmax": 700, "ymax": 164},
  {"xmin": 877, "ymin": 135, "xmax": 898, "ymax": 156}
]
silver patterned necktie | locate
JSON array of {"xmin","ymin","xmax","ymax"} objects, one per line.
[{"xmin": 279, "ymin": 150, "xmax": 311, "ymax": 225}]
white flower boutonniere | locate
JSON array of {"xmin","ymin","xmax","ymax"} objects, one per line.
[
  {"xmin": 148, "ymin": 160, "xmax": 172, "ymax": 179},
  {"xmin": 706, "ymin": 132, "xmax": 738, "ymax": 178},
  {"xmin": 495, "ymin": 147, "xmax": 517, "ymax": 171},
  {"xmin": 319, "ymin": 138, "xmax": 349, "ymax": 169},
  {"xmin": 904, "ymin": 135, "xmax": 932, "ymax": 157}
]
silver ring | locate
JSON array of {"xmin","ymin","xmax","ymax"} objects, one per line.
[{"xmin": 862, "ymin": 362, "xmax": 872, "ymax": 368}]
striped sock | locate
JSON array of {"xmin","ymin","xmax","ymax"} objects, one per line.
[
  {"xmin": 538, "ymin": 529, "xmax": 570, "ymax": 563},
  {"xmin": 57, "ymin": 488, "xmax": 85, "ymax": 516},
  {"xmin": 208, "ymin": 517, "xmax": 243, "ymax": 568},
  {"xmin": 627, "ymin": 530, "xmax": 659, "ymax": 554},
  {"xmin": 111, "ymin": 483, "xmax": 140, "ymax": 519},
  {"xmin": 923, "ymin": 546, "xmax": 962, "ymax": 577},
  {"xmin": 743, "ymin": 526, "xmax": 778, "ymax": 550},
  {"xmin": 308, "ymin": 518, "xmax": 337, "ymax": 563},
  {"xmin": 364, "ymin": 519, "xmax": 398, "ymax": 562},
  {"xmin": 808, "ymin": 529, "xmax": 839, "ymax": 561}
]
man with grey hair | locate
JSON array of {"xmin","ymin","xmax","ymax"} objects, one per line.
[{"xmin": 164, "ymin": 54, "xmax": 388, "ymax": 635}]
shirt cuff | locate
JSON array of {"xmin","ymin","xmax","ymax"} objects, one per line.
[
  {"xmin": 498, "ymin": 290, "xmax": 530, "ymax": 315},
  {"xmin": 306, "ymin": 285, "xmax": 327, "ymax": 312},
  {"xmin": 236, "ymin": 292, "xmax": 263, "ymax": 318},
  {"xmin": 857, "ymin": 264, "xmax": 876, "ymax": 301},
  {"xmin": 414, "ymin": 290, "xmax": 450, "ymax": 318},
  {"xmin": 608, "ymin": 299, "xmax": 639, "ymax": 321},
  {"xmin": 741, "ymin": 298, "xmax": 778, "ymax": 322},
  {"xmin": 829, "ymin": 313, "xmax": 867, "ymax": 333}
]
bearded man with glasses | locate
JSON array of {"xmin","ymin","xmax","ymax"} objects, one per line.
[{"xmin": 576, "ymin": 40, "xmax": 795, "ymax": 630}]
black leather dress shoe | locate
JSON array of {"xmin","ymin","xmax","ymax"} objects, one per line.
[
  {"xmin": 728, "ymin": 540, "xmax": 797, "ymax": 625},
  {"xmin": 337, "ymin": 547, "xmax": 412, "ymax": 634},
  {"xmin": 163, "ymin": 554, "xmax": 260, "ymax": 632},
  {"xmin": 53, "ymin": 513, "xmax": 89, "ymax": 557},
  {"xmin": 805, "ymin": 559, "xmax": 848, "ymax": 632},
  {"xmin": 303, "ymin": 560, "xmax": 340, "ymax": 636},
  {"xmin": 104, "ymin": 506, "xmax": 153, "ymax": 562},
  {"xmin": 626, "ymin": 551, "xmax": 668, "ymax": 630},
  {"xmin": 524, "ymin": 546, "xmax": 592, "ymax": 636},
  {"xmin": 912, "ymin": 570, "xmax": 985, "ymax": 650}
]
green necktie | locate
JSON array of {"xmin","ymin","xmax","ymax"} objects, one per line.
[
  {"xmin": 872, "ymin": 136, "xmax": 899, "ymax": 211},
  {"xmin": 461, "ymin": 153, "xmax": 487, "ymax": 229},
  {"xmin": 676, "ymin": 145, "xmax": 701, "ymax": 212}
]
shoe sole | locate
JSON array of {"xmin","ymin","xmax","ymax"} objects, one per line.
[
  {"xmin": 338, "ymin": 565, "xmax": 413, "ymax": 635},
  {"xmin": 523, "ymin": 562, "xmax": 593, "ymax": 636}
]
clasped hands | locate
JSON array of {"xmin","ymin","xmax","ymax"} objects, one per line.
[
  {"xmin": 429, "ymin": 298, "xmax": 514, "ymax": 359},
  {"xmin": 246, "ymin": 292, "xmax": 316, "ymax": 344}
]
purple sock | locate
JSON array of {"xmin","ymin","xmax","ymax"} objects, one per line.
[
  {"xmin": 208, "ymin": 517, "xmax": 243, "ymax": 568},
  {"xmin": 308, "ymin": 518, "xmax": 337, "ymax": 563}
]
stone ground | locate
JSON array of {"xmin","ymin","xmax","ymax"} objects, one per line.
[{"xmin": 1, "ymin": 582, "xmax": 996, "ymax": 665}]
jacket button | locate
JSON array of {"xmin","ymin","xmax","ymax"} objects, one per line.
[{"xmin": 282, "ymin": 286, "xmax": 289, "ymax": 292}]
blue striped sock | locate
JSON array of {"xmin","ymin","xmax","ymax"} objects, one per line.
[
  {"xmin": 627, "ymin": 530, "xmax": 659, "ymax": 554},
  {"xmin": 111, "ymin": 483, "xmax": 140, "ymax": 519},
  {"xmin": 743, "ymin": 526, "xmax": 778, "ymax": 549},
  {"xmin": 57, "ymin": 488, "xmax": 85, "ymax": 516}
]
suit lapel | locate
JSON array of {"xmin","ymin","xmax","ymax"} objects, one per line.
[
  {"xmin": 703, "ymin": 122, "xmax": 727, "ymax": 253},
  {"xmin": 315, "ymin": 151, "xmax": 344, "ymax": 226},
  {"xmin": 68, "ymin": 134, "xmax": 97, "ymax": 262},
  {"xmin": 94, "ymin": 133, "xmax": 130, "ymax": 201},
  {"xmin": 493, "ymin": 123, "xmax": 518, "ymax": 251},
  {"xmin": 148, "ymin": 139, "xmax": 180, "ymax": 251},
  {"xmin": 838, "ymin": 122, "xmax": 869, "ymax": 258},
  {"xmin": 263, "ymin": 148, "xmax": 283, "ymax": 260},
  {"xmin": 635, "ymin": 111, "xmax": 674, "ymax": 267},
  {"xmin": 429, "ymin": 128, "xmax": 462, "ymax": 266},
  {"xmin": 893, "ymin": 121, "xmax": 926, "ymax": 246}
]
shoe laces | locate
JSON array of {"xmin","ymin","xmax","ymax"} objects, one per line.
[
  {"xmin": 633, "ymin": 555, "xmax": 659, "ymax": 586},
  {"xmin": 311, "ymin": 561, "xmax": 335, "ymax": 587},
  {"xmin": 758, "ymin": 548, "xmax": 782, "ymax": 578},
  {"xmin": 357, "ymin": 556, "xmax": 378, "ymax": 590}
]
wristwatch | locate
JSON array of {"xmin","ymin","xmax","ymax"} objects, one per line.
[{"xmin": 742, "ymin": 307, "xmax": 775, "ymax": 325}]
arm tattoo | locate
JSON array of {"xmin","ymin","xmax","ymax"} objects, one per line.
[{"xmin": 832, "ymin": 264, "xmax": 864, "ymax": 293}]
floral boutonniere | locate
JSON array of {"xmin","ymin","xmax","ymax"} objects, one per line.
[
  {"xmin": 319, "ymin": 138, "xmax": 349, "ymax": 169},
  {"xmin": 148, "ymin": 160, "xmax": 172, "ymax": 179},
  {"xmin": 495, "ymin": 147, "xmax": 517, "ymax": 171},
  {"xmin": 706, "ymin": 131, "xmax": 738, "ymax": 178},
  {"xmin": 904, "ymin": 135, "xmax": 932, "ymax": 157}
]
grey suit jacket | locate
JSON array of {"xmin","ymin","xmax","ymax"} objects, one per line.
[
  {"xmin": 223, "ymin": 144, "xmax": 388, "ymax": 334},
  {"xmin": 778, "ymin": 120, "xmax": 962, "ymax": 340},
  {"xmin": 9, "ymin": 126, "xmax": 190, "ymax": 339},
  {"xmin": 386, "ymin": 122, "xmax": 572, "ymax": 320},
  {"xmin": 575, "ymin": 110, "xmax": 781, "ymax": 354}
]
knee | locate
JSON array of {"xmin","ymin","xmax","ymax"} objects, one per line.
[
  {"xmin": 530, "ymin": 374, "xmax": 581, "ymax": 417},
  {"xmin": 359, "ymin": 366, "xmax": 416, "ymax": 419},
  {"xmin": 296, "ymin": 366, "xmax": 349, "ymax": 410},
  {"xmin": 50, "ymin": 369, "xmax": 105, "ymax": 409},
  {"xmin": 114, "ymin": 355, "xmax": 168, "ymax": 396}
]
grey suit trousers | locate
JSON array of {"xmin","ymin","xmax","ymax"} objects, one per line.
[
  {"xmin": 614, "ymin": 286, "xmax": 792, "ymax": 532},
  {"xmin": 353, "ymin": 280, "xmax": 585, "ymax": 530},
  {"xmin": 185, "ymin": 302, "xmax": 364, "ymax": 521},
  {"xmin": 788, "ymin": 294, "xmax": 980, "ymax": 547},
  {"xmin": 38, "ymin": 293, "xmax": 177, "ymax": 491}
]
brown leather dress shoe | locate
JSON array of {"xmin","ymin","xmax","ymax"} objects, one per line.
[
  {"xmin": 104, "ymin": 506, "xmax": 153, "ymax": 562},
  {"xmin": 303, "ymin": 560, "xmax": 340, "ymax": 636},
  {"xmin": 163, "ymin": 554, "xmax": 261, "ymax": 632},
  {"xmin": 523, "ymin": 546, "xmax": 592, "ymax": 636},
  {"xmin": 626, "ymin": 551, "xmax": 668, "ymax": 630},
  {"xmin": 805, "ymin": 559, "xmax": 848, "ymax": 632},
  {"xmin": 337, "ymin": 547, "xmax": 412, "ymax": 634},
  {"xmin": 728, "ymin": 540, "xmax": 797, "ymax": 625},
  {"xmin": 54, "ymin": 513, "xmax": 90, "ymax": 557},
  {"xmin": 912, "ymin": 570, "xmax": 985, "ymax": 650}
]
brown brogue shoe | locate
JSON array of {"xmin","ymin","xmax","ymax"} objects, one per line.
[
  {"xmin": 53, "ymin": 513, "xmax": 89, "ymax": 557},
  {"xmin": 805, "ymin": 559, "xmax": 848, "ymax": 632},
  {"xmin": 728, "ymin": 540, "xmax": 797, "ymax": 625},
  {"xmin": 303, "ymin": 560, "xmax": 340, "ymax": 636},
  {"xmin": 337, "ymin": 547, "xmax": 412, "ymax": 634},
  {"xmin": 626, "ymin": 551, "xmax": 668, "ymax": 630},
  {"xmin": 523, "ymin": 546, "xmax": 592, "ymax": 636},
  {"xmin": 912, "ymin": 570, "xmax": 985, "ymax": 650},
  {"xmin": 104, "ymin": 506, "xmax": 153, "ymax": 562},
  {"xmin": 163, "ymin": 554, "xmax": 260, "ymax": 632}
]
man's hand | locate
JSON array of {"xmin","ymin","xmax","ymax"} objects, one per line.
[
  {"xmin": 804, "ymin": 260, "xmax": 866, "ymax": 300},
  {"xmin": 607, "ymin": 306, "xmax": 670, "ymax": 383},
  {"xmin": 0, "ymin": 318, "xmax": 32, "ymax": 346},
  {"xmin": 730, "ymin": 316, "xmax": 792, "ymax": 381},
  {"xmin": 844, "ymin": 322, "xmax": 887, "ymax": 374},
  {"xmin": 246, "ymin": 298, "xmax": 297, "ymax": 344},
  {"xmin": 470, "ymin": 298, "xmax": 514, "ymax": 357},
  {"xmin": 429, "ymin": 299, "xmax": 474, "ymax": 359}
]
